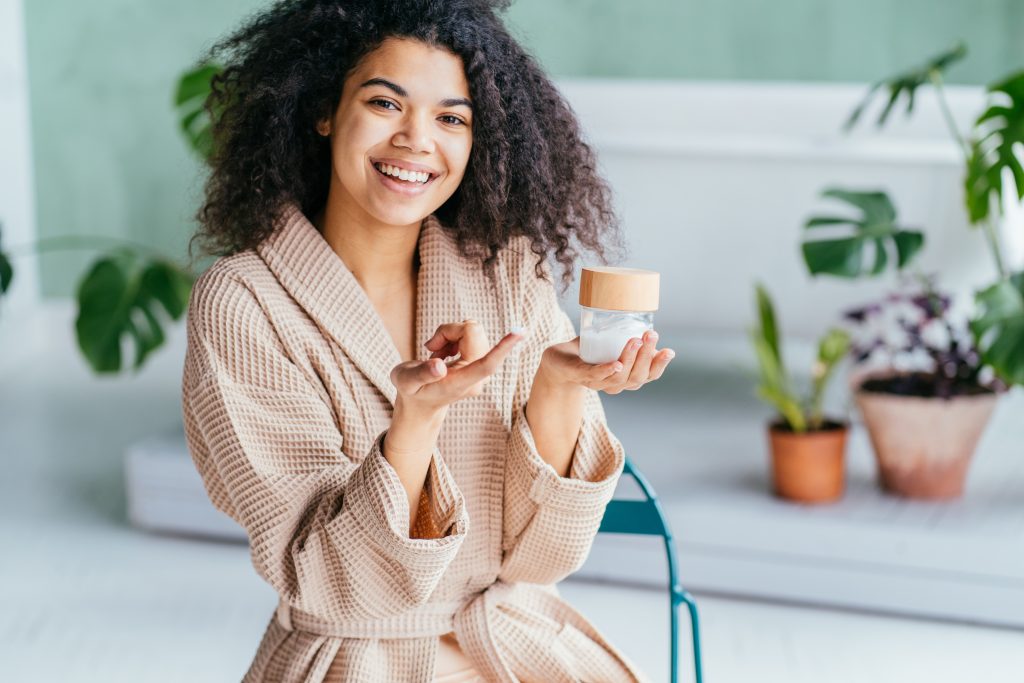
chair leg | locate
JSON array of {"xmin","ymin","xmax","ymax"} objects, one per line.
[
  {"xmin": 670, "ymin": 589, "xmax": 679, "ymax": 683},
  {"xmin": 678, "ymin": 590, "xmax": 703, "ymax": 683}
]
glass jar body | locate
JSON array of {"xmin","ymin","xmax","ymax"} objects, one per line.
[{"xmin": 579, "ymin": 306, "xmax": 654, "ymax": 364}]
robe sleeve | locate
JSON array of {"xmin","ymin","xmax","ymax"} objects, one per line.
[
  {"xmin": 181, "ymin": 268, "xmax": 468, "ymax": 621},
  {"xmin": 498, "ymin": 249, "xmax": 626, "ymax": 585}
]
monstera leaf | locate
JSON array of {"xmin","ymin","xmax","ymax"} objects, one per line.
[
  {"xmin": 964, "ymin": 71, "xmax": 1024, "ymax": 224},
  {"xmin": 801, "ymin": 188, "xmax": 925, "ymax": 278},
  {"xmin": 75, "ymin": 249, "xmax": 195, "ymax": 374},
  {"xmin": 970, "ymin": 271, "xmax": 1024, "ymax": 387},
  {"xmin": 174, "ymin": 62, "xmax": 223, "ymax": 160},
  {"xmin": 0, "ymin": 223, "xmax": 13, "ymax": 297},
  {"xmin": 844, "ymin": 42, "xmax": 966, "ymax": 131}
]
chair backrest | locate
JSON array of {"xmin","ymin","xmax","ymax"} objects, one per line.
[{"xmin": 599, "ymin": 458, "xmax": 672, "ymax": 538}]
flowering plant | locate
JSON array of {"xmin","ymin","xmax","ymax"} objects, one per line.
[{"xmin": 842, "ymin": 275, "xmax": 1004, "ymax": 398}]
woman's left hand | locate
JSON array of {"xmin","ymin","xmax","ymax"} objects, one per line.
[{"xmin": 537, "ymin": 329, "xmax": 675, "ymax": 394}]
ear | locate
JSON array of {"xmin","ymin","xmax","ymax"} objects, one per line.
[{"xmin": 316, "ymin": 119, "xmax": 331, "ymax": 136}]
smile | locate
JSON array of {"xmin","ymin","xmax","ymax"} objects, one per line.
[{"xmin": 370, "ymin": 160, "xmax": 439, "ymax": 196}]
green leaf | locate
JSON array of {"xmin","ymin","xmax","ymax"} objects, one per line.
[
  {"xmin": 804, "ymin": 216, "xmax": 855, "ymax": 229},
  {"xmin": 892, "ymin": 230, "xmax": 925, "ymax": 268},
  {"xmin": 802, "ymin": 237, "xmax": 864, "ymax": 277},
  {"xmin": 751, "ymin": 285, "xmax": 807, "ymax": 432},
  {"xmin": 844, "ymin": 42, "xmax": 967, "ymax": 131},
  {"xmin": 821, "ymin": 189, "xmax": 896, "ymax": 225},
  {"xmin": 0, "ymin": 223, "xmax": 12, "ymax": 295},
  {"xmin": 801, "ymin": 188, "xmax": 924, "ymax": 278},
  {"xmin": 74, "ymin": 250, "xmax": 195, "ymax": 374},
  {"xmin": 174, "ymin": 63, "xmax": 221, "ymax": 107},
  {"xmin": 970, "ymin": 272, "xmax": 1024, "ymax": 386},
  {"xmin": 755, "ymin": 283, "xmax": 782, "ymax": 369},
  {"xmin": 757, "ymin": 385, "xmax": 807, "ymax": 434},
  {"xmin": 174, "ymin": 62, "xmax": 223, "ymax": 161},
  {"xmin": 817, "ymin": 328, "xmax": 851, "ymax": 369},
  {"xmin": 964, "ymin": 71, "xmax": 1024, "ymax": 224},
  {"xmin": 809, "ymin": 327, "xmax": 851, "ymax": 427}
]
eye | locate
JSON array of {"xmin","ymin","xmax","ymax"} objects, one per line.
[
  {"xmin": 369, "ymin": 98, "xmax": 398, "ymax": 110},
  {"xmin": 439, "ymin": 114, "xmax": 467, "ymax": 127}
]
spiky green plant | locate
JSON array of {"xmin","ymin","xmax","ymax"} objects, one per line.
[{"xmin": 751, "ymin": 284, "xmax": 850, "ymax": 433}]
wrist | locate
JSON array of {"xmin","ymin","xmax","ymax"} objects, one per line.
[
  {"xmin": 531, "ymin": 364, "xmax": 586, "ymax": 404},
  {"xmin": 386, "ymin": 398, "xmax": 447, "ymax": 457},
  {"xmin": 533, "ymin": 359, "xmax": 582, "ymax": 392}
]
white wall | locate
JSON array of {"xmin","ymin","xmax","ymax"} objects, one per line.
[
  {"xmin": 555, "ymin": 79, "xmax": 1013, "ymax": 345},
  {"xmin": 0, "ymin": 0, "xmax": 38, "ymax": 333}
]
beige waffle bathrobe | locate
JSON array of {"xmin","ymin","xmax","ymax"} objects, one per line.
[{"xmin": 181, "ymin": 203, "xmax": 648, "ymax": 682}]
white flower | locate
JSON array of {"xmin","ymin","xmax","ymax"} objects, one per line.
[{"xmin": 920, "ymin": 319, "xmax": 951, "ymax": 351}]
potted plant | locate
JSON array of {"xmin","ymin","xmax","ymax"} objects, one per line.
[
  {"xmin": 844, "ymin": 42, "xmax": 1024, "ymax": 390},
  {"xmin": 842, "ymin": 276, "xmax": 1005, "ymax": 498},
  {"xmin": 797, "ymin": 42, "xmax": 1024, "ymax": 497},
  {"xmin": 800, "ymin": 186, "xmax": 1009, "ymax": 498},
  {"xmin": 751, "ymin": 283, "xmax": 851, "ymax": 503}
]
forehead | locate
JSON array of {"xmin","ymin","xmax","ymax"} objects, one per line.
[{"xmin": 348, "ymin": 37, "xmax": 469, "ymax": 97}]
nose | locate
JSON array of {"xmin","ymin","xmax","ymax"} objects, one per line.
[{"xmin": 392, "ymin": 111, "xmax": 435, "ymax": 155}]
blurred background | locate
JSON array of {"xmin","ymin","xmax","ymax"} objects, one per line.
[{"xmin": 2, "ymin": 1, "xmax": 1023, "ymax": 681}]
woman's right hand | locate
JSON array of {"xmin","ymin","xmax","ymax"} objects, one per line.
[
  {"xmin": 390, "ymin": 320, "xmax": 525, "ymax": 415},
  {"xmin": 385, "ymin": 321, "xmax": 522, "ymax": 536}
]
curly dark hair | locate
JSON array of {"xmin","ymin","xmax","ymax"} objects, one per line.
[{"xmin": 188, "ymin": 0, "xmax": 623, "ymax": 289}]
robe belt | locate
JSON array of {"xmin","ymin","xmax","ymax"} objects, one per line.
[
  {"xmin": 275, "ymin": 596, "xmax": 467, "ymax": 639},
  {"xmin": 274, "ymin": 581, "xmax": 520, "ymax": 682}
]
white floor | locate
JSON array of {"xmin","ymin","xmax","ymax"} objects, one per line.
[{"xmin": 2, "ymin": 303, "xmax": 1022, "ymax": 682}]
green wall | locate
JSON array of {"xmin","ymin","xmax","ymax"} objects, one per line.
[{"xmin": 25, "ymin": 0, "xmax": 1024, "ymax": 297}]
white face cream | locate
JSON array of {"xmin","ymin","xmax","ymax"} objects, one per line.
[
  {"xmin": 580, "ymin": 307, "xmax": 653, "ymax": 364},
  {"xmin": 577, "ymin": 266, "xmax": 660, "ymax": 365}
]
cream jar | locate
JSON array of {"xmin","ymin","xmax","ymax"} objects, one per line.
[{"xmin": 578, "ymin": 266, "xmax": 660, "ymax": 364}]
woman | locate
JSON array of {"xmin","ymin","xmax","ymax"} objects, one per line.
[{"xmin": 181, "ymin": 1, "xmax": 675, "ymax": 681}]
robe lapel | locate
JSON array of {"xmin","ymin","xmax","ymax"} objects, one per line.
[{"xmin": 257, "ymin": 203, "xmax": 455, "ymax": 409}]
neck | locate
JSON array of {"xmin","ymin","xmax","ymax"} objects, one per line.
[{"xmin": 316, "ymin": 184, "xmax": 421, "ymax": 295}]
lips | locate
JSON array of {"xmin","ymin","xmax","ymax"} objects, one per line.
[
  {"xmin": 370, "ymin": 157, "xmax": 440, "ymax": 176},
  {"xmin": 370, "ymin": 159, "xmax": 438, "ymax": 196}
]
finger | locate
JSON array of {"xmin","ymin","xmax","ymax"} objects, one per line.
[
  {"xmin": 423, "ymin": 320, "xmax": 489, "ymax": 362},
  {"xmin": 449, "ymin": 331, "xmax": 524, "ymax": 392},
  {"xmin": 646, "ymin": 348, "xmax": 675, "ymax": 383},
  {"xmin": 391, "ymin": 358, "xmax": 447, "ymax": 394},
  {"xmin": 626, "ymin": 330, "xmax": 659, "ymax": 388},
  {"xmin": 611, "ymin": 335, "xmax": 643, "ymax": 381},
  {"xmin": 429, "ymin": 342, "xmax": 460, "ymax": 360},
  {"xmin": 423, "ymin": 322, "xmax": 467, "ymax": 352},
  {"xmin": 582, "ymin": 360, "xmax": 623, "ymax": 389}
]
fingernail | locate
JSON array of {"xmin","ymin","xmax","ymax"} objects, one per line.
[
  {"xmin": 647, "ymin": 331, "xmax": 659, "ymax": 342},
  {"xmin": 508, "ymin": 325, "xmax": 526, "ymax": 336},
  {"xmin": 630, "ymin": 339, "xmax": 642, "ymax": 350},
  {"xmin": 613, "ymin": 363, "xmax": 623, "ymax": 372},
  {"xmin": 665, "ymin": 350, "xmax": 676, "ymax": 360},
  {"xmin": 430, "ymin": 360, "xmax": 444, "ymax": 376}
]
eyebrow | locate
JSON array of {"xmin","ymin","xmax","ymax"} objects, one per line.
[{"xmin": 359, "ymin": 77, "xmax": 473, "ymax": 110}]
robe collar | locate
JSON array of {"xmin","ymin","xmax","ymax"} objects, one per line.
[{"xmin": 256, "ymin": 203, "xmax": 454, "ymax": 408}]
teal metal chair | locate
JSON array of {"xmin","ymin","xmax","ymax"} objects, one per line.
[{"xmin": 598, "ymin": 457, "xmax": 704, "ymax": 683}]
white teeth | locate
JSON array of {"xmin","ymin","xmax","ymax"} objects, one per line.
[{"xmin": 375, "ymin": 162, "xmax": 431, "ymax": 184}]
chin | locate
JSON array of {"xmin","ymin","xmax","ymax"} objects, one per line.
[{"xmin": 368, "ymin": 202, "xmax": 436, "ymax": 228}]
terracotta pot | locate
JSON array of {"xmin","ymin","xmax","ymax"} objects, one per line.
[
  {"xmin": 854, "ymin": 388, "xmax": 999, "ymax": 499},
  {"xmin": 768, "ymin": 420, "xmax": 848, "ymax": 503}
]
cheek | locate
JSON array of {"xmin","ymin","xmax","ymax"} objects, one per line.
[
  {"xmin": 330, "ymin": 116, "xmax": 379, "ymax": 174},
  {"xmin": 447, "ymin": 137, "xmax": 474, "ymax": 183}
]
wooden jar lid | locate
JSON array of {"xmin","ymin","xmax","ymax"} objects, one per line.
[{"xmin": 579, "ymin": 266, "xmax": 660, "ymax": 312}]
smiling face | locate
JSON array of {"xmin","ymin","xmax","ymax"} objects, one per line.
[{"xmin": 317, "ymin": 37, "xmax": 474, "ymax": 229}]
